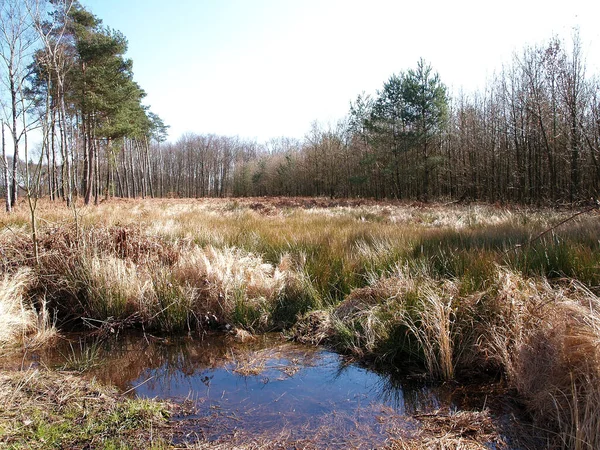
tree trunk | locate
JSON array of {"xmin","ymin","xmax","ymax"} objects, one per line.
[
  {"xmin": 93, "ymin": 137, "xmax": 100, "ymax": 205},
  {"xmin": 10, "ymin": 72, "xmax": 18, "ymax": 207},
  {"xmin": 2, "ymin": 123, "xmax": 10, "ymax": 212}
]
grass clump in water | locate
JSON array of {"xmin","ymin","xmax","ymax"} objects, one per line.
[{"xmin": 323, "ymin": 265, "xmax": 600, "ymax": 449}]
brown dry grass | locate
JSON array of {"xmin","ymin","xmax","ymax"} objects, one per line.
[
  {"xmin": 0, "ymin": 269, "xmax": 57, "ymax": 352},
  {"xmin": 482, "ymin": 271, "xmax": 600, "ymax": 449},
  {"xmin": 1, "ymin": 197, "xmax": 598, "ymax": 448},
  {"xmin": 0, "ymin": 269, "xmax": 36, "ymax": 346}
]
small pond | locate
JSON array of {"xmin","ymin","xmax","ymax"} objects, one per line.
[{"xmin": 12, "ymin": 332, "xmax": 524, "ymax": 448}]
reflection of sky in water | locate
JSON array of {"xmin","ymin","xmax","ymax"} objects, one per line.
[
  {"xmin": 26, "ymin": 333, "xmax": 479, "ymax": 444},
  {"xmin": 127, "ymin": 339, "xmax": 449, "ymax": 439},
  {"xmin": 134, "ymin": 348, "xmax": 423, "ymax": 440},
  {"xmin": 137, "ymin": 351, "xmax": 406, "ymax": 416}
]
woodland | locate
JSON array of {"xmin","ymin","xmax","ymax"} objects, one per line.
[{"xmin": 0, "ymin": 1, "xmax": 599, "ymax": 208}]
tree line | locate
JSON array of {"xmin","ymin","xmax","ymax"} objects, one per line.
[
  {"xmin": 145, "ymin": 39, "xmax": 599, "ymax": 205},
  {"xmin": 1, "ymin": 0, "xmax": 598, "ymax": 208}
]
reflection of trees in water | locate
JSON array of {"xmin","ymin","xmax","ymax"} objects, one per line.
[
  {"xmin": 331, "ymin": 361, "xmax": 457, "ymax": 415},
  {"xmin": 91, "ymin": 333, "xmax": 247, "ymax": 391},
  {"xmin": 45, "ymin": 332, "xmax": 232, "ymax": 390},
  {"xmin": 51, "ymin": 333, "xmax": 322, "ymax": 393},
  {"xmin": 45, "ymin": 332, "xmax": 464, "ymax": 418}
]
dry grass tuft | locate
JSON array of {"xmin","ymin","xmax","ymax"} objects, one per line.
[
  {"xmin": 0, "ymin": 269, "xmax": 37, "ymax": 346},
  {"xmin": 87, "ymin": 255, "xmax": 151, "ymax": 317},
  {"xmin": 401, "ymin": 281, "xmax": 457, "ymax": 380},
  {"xmin": 171, "ymin": 245, "xmax": 289, "ymax": 330},
  {"xmin": 388, "ymin": 409, "xmax": 507, "ymax": 450},
  {"xmin": 0, "ymin": 269, "xmax": 57, "ymax": 351},
  {"xmin": 474, "ymin": 270, "xmax": 600, "ymax": 449},
  {"xmin": 334, "ymin": 269, "xmax": 415, "ymax": 320},
  {"xmin": 174, "ymin": 245, "xmax": 285, "ymax": 306}
]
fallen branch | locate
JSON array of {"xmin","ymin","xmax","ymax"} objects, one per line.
[{"xmin": 505, "ymin": 200, "xmax": 599, "ymax": 255}]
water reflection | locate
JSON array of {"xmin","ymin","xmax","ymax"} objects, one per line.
[{"xmin": 23, "ymin": 332, "xmax": 488, "ymax": 445}]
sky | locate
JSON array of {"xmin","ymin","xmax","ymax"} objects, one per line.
[{"xmin": 80, "ymin": 0, "xmax": 600, "ymax": 144}]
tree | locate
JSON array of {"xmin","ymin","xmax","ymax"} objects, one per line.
[
  {"xmin": 0, "ymin": 0, "xmax": 38, "ymax": 208},
  {"xmin": 1, "ymin": 121, "xmax": 8, "ymax": 211},
  {"xmin": 28, "ymin": 0, "xmax": 79, "ymax": 206},
  {"xmin": 368, "ymin": 60, "xmax": 448, "ymax": 200},
  {"xmin": 400, "ymin": 59, "xmax": 448, "ymax": 201},
  {"xmin": 559, "ymin": 32, "xmax": 586, "ymax": 201}
]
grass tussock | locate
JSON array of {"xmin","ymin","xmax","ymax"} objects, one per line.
[
  {"xmin": 0, "ymin": 269, "xmax": 57, "ymax": 351},
  {"xmin": 484, "ymin": 271, "xmax": 600, "ymax": 450},
  {"xmin": 317, "ymin": 265, "xmax": 463, "ymax": 381}
]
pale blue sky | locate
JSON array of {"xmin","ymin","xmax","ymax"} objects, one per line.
[{"xmin": 81, "ymin": 0, "xmax": 600, "ymax": 143}]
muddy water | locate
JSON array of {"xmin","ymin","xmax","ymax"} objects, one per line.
[{"xmin": 16, "ymin": 332, "xmax": 514, "ymax": 448}]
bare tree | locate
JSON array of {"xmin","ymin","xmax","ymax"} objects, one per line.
[
  {"xmin": 28, "ymin": 0, "xmax": 76, "ymax": 206},
  {"xmin": 0, "ymin": 0, "xmax": 38, "ymax": 208},
  {"xmin": 559, "ymin": 32, "xmax": 587, "ymax": 202}
]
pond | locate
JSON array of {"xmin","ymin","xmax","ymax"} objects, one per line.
[{"xmin": 14, "ymin": 332, "xmax": 524, "ymax": 448}]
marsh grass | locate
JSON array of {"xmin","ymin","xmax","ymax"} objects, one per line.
[
  {"xmin": 326, "ymin": 267, "xmax": 463, "ymax": 379},
  {"xmin": 60, "ymin": 337, "xmax": 104, "ymax": 372},
  {"xmin": 401, "ymin": 283, "xmax": 456, "ymax": 380},
  {"xmin": 150, "ymin": 269, "xmax": 196, "ymax": 333},
  {"xmin": 411, "ymin": 216, "xmax": 600, "ymax": 289},
  {"xmin": 1, "ymin": 198, "xmax": 599, "ymax": 448}
]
